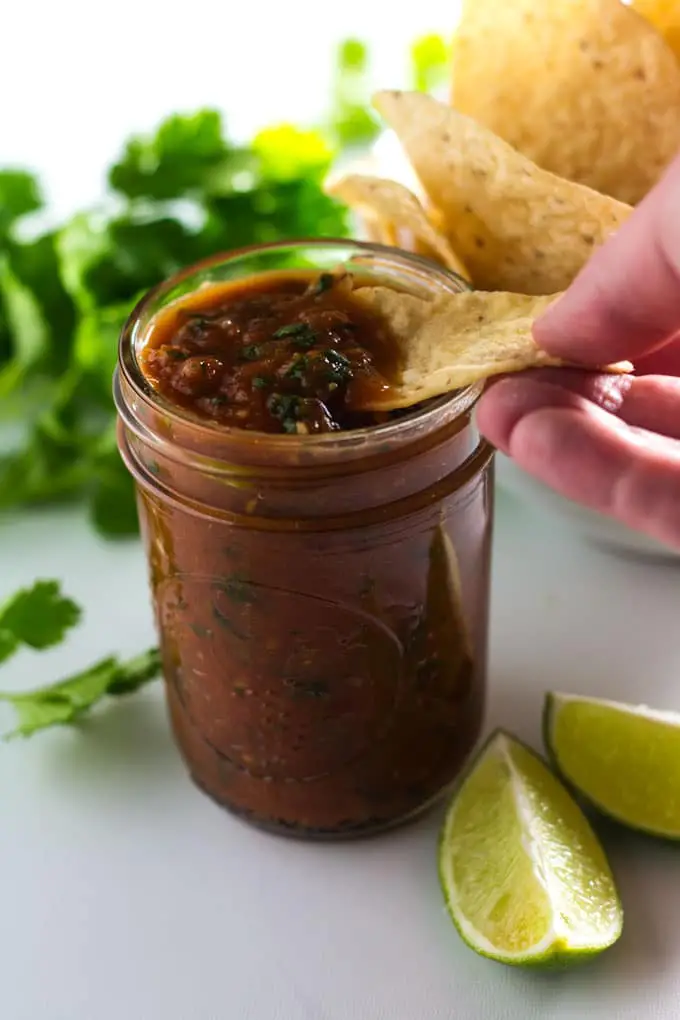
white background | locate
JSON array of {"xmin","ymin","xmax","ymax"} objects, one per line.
[
  {"xmin": 4, "ymin": 3, "xmax": 680, "ymax": 1018},
  {"xmin": 1, "ymin": 1, "xmax": 461, "ymax": 221}
]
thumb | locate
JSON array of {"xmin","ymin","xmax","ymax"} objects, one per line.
[{"xmin": 535, "ymin": 154, "xmax": 680, "ymax": 366}]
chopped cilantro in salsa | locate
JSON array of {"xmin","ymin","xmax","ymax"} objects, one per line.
[{"xmin": 140, "ymin": 270, "xmax": 400, "ymax": 434}]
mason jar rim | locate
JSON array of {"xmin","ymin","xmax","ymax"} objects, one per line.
[{"xmin": 116, "ymin": 237, "xmax": 482, "ymax": 455}]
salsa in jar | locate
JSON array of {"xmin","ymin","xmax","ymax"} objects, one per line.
[
  {"xmin": 139, "ymin": 268, "xmax": 402, "ymax": 434},
  {"xmin": 115, "ymin": 240, "xmax": 494, "ymax": 839}
]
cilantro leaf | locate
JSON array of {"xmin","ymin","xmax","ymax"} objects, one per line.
[
  {"xmin": 203, "ymin": 179, "xmax": 348, "ymax": 254},
  {"xmin": 6, "ymin": 232, "xmax": 77, "ymax": 375},
  {"xmin": 56, "ymin": 210, "xmax": 112, "ymax": 313},
  {"xmin": 87, "ymin": 439, "xmax": 139, "ymax": 537},
  {"xmin": 0, "ymin": 580, "xmax": 81, "ymax": 666},
  {"xmin": 58, "ymin": 209, "xmax": 205, "ymax": 311},
  {"xmin": 327, "ymin": 39, "xmax": 380, "ymax": 149},
  {"xmin": 0, "ymin": 369, "xmax": 126, "ymax": 525},
  {"xmin": 108, "ymin": 110, "xmax": 230, "ymax": 200},
  {"xmin": 253, "ymin": 124, "xmax": 334, "ymax": 182},
  {"xmin": 0, "ymin": 170, "xmax": 43, "ymax": 239},
  {"xmin": 0, "ymin": 647, "xmax": 161, "ymax": 738},
  {"xmin": 72, "ymin": 300, "xmax": 135, "ymax": 398},
  {"xmin": 0, "ymin": 254, "xmax": 50, "ymax": 399},
  {"xmin": 0, "ymin": 577, "xmax": 161, "ymax": 738},
  {"xmin": 409, "ymin": 33, "xmax": 450, "ymax": 94},
  {"xmin": 0, "ymin": 424, "xmax": 88, "ymax": 511}
]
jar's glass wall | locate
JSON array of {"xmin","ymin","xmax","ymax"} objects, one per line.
[{"xmin": 116, "ymin": 240, "xmax": 495, "ymax": 839}]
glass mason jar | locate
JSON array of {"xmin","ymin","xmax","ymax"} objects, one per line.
[{"xmin": 114, "ymin": 239, "xmax": 495, "ymax": 839}]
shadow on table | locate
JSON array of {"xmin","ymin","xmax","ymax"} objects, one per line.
[
  {"xmin": 43, "ymin": 688, "xmax": 184, "ymax": 794},
  {"xmin": 485, "ymin": 671, "xmax": 545, "ymax": 746},
  {"xmin": 560, "ymin": 824, "xmax": 680, "ymax": 994}
]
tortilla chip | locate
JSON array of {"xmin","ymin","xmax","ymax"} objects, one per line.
[
  {"xmin": 362, "ymin": 216, "xmax": 399, "ymax": 248},
  {"xmin": 326, "ymin": 173, "xmax": 470, "ymax": 281},
  {"xmin": 351, "ymin": 286, "xmax": 631, "ymax": 410},
  {"xmin": 449, "ymin": 0, "xmax": 680, "ymax": 206},
  {"xmin": 372, "ymin": 90, "xmax": 631, "ymax": 295},
  {"xmin": 631, "ymin": 0, "xmax": 680, "ymax": 63}
]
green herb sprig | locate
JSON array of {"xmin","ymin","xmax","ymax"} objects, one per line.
[{"xmin": 0, "ymin": 580, "xmax": 160, "ymax": 738}]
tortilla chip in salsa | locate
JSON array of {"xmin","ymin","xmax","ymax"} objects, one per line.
[{"xmin": 351, "ymin": 285, "xmax": 632, "ymax": 410}]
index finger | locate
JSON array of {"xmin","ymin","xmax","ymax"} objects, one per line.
[
  {"xmin": 477, "ymin": 376, "xmax": 680, "ymax": 550},
  {"xmin": 535, "ymin": 153, "xmax": 680, "ymax": 365}
]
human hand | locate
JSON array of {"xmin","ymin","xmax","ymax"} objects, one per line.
[{"xmin": 477, "ymin": 155, "xmax": 680, "ymax": 550}]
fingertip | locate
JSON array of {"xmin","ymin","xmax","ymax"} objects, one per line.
[
  {"xmin": 532, "ymin": 292, "xmax": 565, "ymax": 341},
  {"xmin": 531, "ymin": 168, "xmax": 680, "ymax": 365},
  {"xmin": 530, "ymin": 273, "xmax": 606, "ymax": 361}
]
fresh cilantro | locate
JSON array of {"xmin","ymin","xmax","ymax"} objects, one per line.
[
  {"xmin": 0, "ymin": 108, "xmax": 348, "ymax": 537},
  {"xmin": 57, "ymin": 211, "xmax": 201, "ymax": 312},
  {"xmin": 0, "ymin": 170, "xmax": 43, "ymax": 240},
  {"xmin": 0, "ymin": 580, "xmax": 81, "ymax": 666},
  {"xmin": 0, "ymin": 648, "xmax": 161, "ymax": 739},
  {"xmin": 6, "ymin": 231, "xmax": 77, "ymax": 375},
  {"xmin": 272, "ymin": 323, "xmax": 318, "ymax": 349},
  {"xmin": 252, "ymin": 124, "xmax": 334, "ymax": 183},
  {"xmin": 88, "ymin": 437, "xmax": 140, "ymax": 537},
  {"xmin": 295, "ymin": 331, "xmax": 320, "ymax": 350},
  {"xmin": 0, "ymin": 578, "xmax": 161, "ymax": 738},
  {"xmin": 273, "ymin": 322, "xmax": 312, "ymax": 340},
  {"xmin": 327, "ymin": 39, "xmax": 380, "ymax": 149},
  {"xmin": 0, "ymin": 254, "xmax": 50, "ymax": 398},
  {"xmin": 284, "ymin": 355, "xmax": 309, "ymax": 380},
  {"xmin": 267, "ymin": 392, "xmax": 302, "ymax": 432},
  {"xmin": 409, "ymin": 33, "xmax": 450, "ymax": 94},
  {"xmin": 0, "ymin": 86, "xmax": 354, "ymax": 537},
  {"xmin": 108, "ymin": 110, "xmax": 230, "ymax": 201},
  {"xmin": 323, "ymin": 348, "xmax": 352, "ymax": 383}
]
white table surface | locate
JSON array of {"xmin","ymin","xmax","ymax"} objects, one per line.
[{"xmin": 4, "ymin": 489, "xmax": 680, "ymax": 1020}]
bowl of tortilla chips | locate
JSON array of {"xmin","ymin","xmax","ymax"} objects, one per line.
[{"xmin": 326, "ymin": 0, "xmax": 680, "ymax": 561}]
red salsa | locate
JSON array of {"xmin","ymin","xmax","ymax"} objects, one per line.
[
  {"xmin": 140, "ymin": 270, "xmax": 405, "ymax": 433},
  {"xmin": 119, "ymin": 254, "xmax": 493, "ymax": 839}
]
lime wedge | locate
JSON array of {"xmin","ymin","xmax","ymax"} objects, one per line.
[
  {"xmin": 439, "ymin": 731, "xmax": 622, "ymax": 966},
  {"xmin": 545, "ymin": 692, "xmax": 680, "ymax": 839}
]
